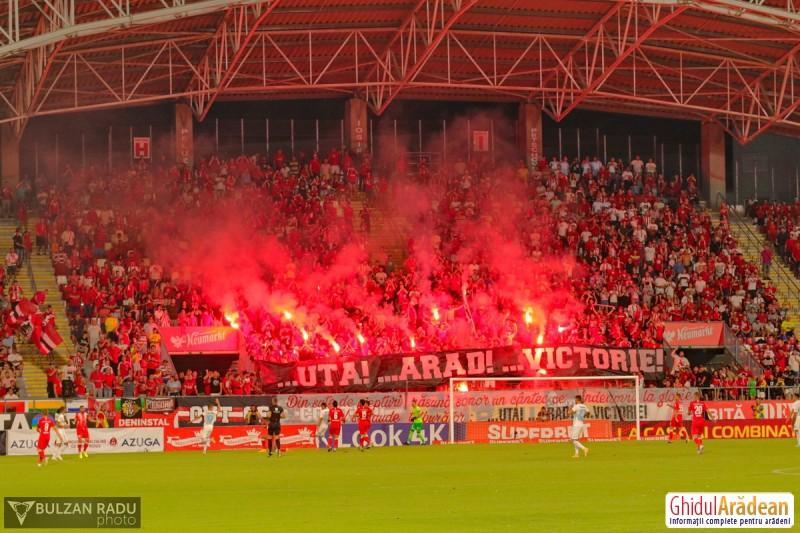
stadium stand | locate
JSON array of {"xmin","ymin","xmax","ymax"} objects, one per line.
[{"xmin": 13, "ymin": 146, "xmax": 795, "ymax": 400}]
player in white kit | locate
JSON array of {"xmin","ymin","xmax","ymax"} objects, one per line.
[
  {"xmin": 195, "ymin": 398, "xmax": 221, "ymax": 454},
  {"xmin": 316, "ymin": 402, "xmax": 329, "ymax": 449},
  {"xmin": 53, "ymin": 407, "xmax": 68, "ymax": 461},
  {"xmin": 570, "ymin": 395, "xmax": 590, "ymax": 458},
  {"xmin": 788, "ymin": 393, "xmax": 800, "ymax": 447}
]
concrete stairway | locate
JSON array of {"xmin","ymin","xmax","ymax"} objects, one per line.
[
  {"xmin": 721, "ymin": 213, "xmax": 800, "ymax": 331},
  {"xmin": 0, "ymin": 220, "xmax": 43, "ymax": 396},
  {"xmin": 350, "ymin": 192, "xmax": 408, "ymax": 264},
  {"xmin": 30, "ymin": 247, "xmax": 75, "ymax": 355},
  {"xmin": 366, "ymin": 208, "xmax": 408, "ymax": 264},
  {"xmin": 0, "ymin": 219, "xmax": 73, "ymax": 397}
]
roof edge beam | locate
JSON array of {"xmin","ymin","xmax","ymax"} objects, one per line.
[
  {"xmin": 645, "ymin": 0, "xmax": 800, "ymax": 29},
  {"xmin": 0, "ymin": 0, "xmax": 266, "ymax": 59}
]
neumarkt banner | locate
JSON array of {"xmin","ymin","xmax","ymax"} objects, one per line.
[{"xmin": 4, "ymin": 497, "xmax": 140, "ymax": 529}]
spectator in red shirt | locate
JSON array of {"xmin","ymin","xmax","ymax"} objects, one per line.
[{"xmin": 761, "ymin": 246, "xmax": 773, "ymax": 278}]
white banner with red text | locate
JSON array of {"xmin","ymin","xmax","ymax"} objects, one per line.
[
  {"xmin": 273, "ymin": 388, "xmax": 693, "ymax": 425},
  {"xmin": 6, "ymin": 393, "xmax": 798, "ymax": 430}
]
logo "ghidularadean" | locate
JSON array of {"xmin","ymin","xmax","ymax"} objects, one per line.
[
  {"xmin": 4, "ymin": 497, "xmax": 141, "ymax": 529},
  {"xmin": 666, "ymin": 492, "xmax": 794, "ymax": 529}
]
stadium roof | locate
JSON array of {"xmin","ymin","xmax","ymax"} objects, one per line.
[{"xmin": 1, "ymin": 0, "xmax": 800, "ymax": 143}]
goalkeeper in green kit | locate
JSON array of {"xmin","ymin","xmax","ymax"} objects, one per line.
[{"xmin": 405, "ymin": 399, "xmax": 427, "ymax": 445}]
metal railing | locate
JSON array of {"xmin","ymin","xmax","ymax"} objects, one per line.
[
  {"xmin": 403, "ymin": 151, "xmax": 442, "ymax": 175},
  {"xmin": 664, "ymin": 323, "xmax": 762, "ymax": 376},
  {"xmin": 722, "ymin": 323, "xmax": 764, "ymax": 376},
  {"xmin": 159, "ymin": 342, "xmax": 178, "ymax": 379},
  {"xmin": 662, "ymin": 335, "xmax": 676, "ymax": 372},
  {"xmin": 24, "ymin": 253, "xmax": 37, "ymax": 295}
]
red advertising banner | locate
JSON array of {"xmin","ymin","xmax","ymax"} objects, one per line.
[
  {"xmin": 0, "ymin": 400, "xmax": 25, "ymax": 413},
  {"xmin": 464, "ymin": 420, "xmax": 613, "ymax": 444},
  {"xmin": 161, "ymin": 327, "xmax": 239, "ymax": 354},
  {"xmin": 634, "ymin": 419, "xmax": 795, "ymax": 440},
  {"xmin": 163, "ymin": 424, "xmax": 316, "ymax": 452},
  {"xmin": 661, "ymin": 321, "xmax": 724, "ymax": 347}
]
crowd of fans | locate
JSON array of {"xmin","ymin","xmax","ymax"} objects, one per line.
[
  {"xmin": 527, "ymin": 156, "xmax": 798, "ymax": 393},
  {"xmin": 0, "ymin": 267, "xmax": 23, "ymax": 399},
  {"xmin": 31, "ymin": 147, "xmax": 375, "ymax": 398},
  {"xmin": 0, "ymin": 345, "xmax": 23, "ymax": 398},
  {"xmin": 726, "ymin": 199, "xmax": 800, "ymax": 388},
  {"xmin": 667, "ymin": 354, "xmax": 797, "ymax": 400},
  {"xmin": 751, "ymin": 199, "xmax": 800, "ymax": 274},
  {"xmin": 5, "ymin": 136, "xmax": 798, "ymax": 399},
  {"xmin": 0, "ymin": 182, "xmax": 34, "ymax": 398}
]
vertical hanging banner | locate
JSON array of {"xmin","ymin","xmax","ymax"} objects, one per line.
[
  {"xmin": 133, "ymin": 137, "xmax": 151, "ymax": 159},
  {"xmin": 472, "ymin": 130, "xmax": 490, "ymax": 152},
  {"xmin": 175, "ymin": 103, "xmax": 194, "ymax": 164},
  {"xmin": 355, "ymin": 120, "xmax": 364, "ymax": 152}
]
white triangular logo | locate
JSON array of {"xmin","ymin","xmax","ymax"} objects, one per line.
[{"xmin": 7, "ymin": 500, "xmax": 35, "ymax": 526}]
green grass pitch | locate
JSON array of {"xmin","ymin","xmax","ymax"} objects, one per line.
[{"xmin": 2, "ymin": 439, "xmax": 798, "ymax": 532}]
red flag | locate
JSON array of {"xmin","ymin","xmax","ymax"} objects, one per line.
[
  {"xmin": 32, "ymin": 290, "xmax": 46, "ymax": 305},
  {"xmin": 3, "ymin": 310, "xmax": 15, "ymax": 336},
  {"xmin": 31, "ymin": 317, "xmax": 63, "ymax": 355},
  {"xmin": 9, "ymin": 298, "xmax": 37, "ymax": 325},
  {"xmin": 5, "ymin": 298, "xmax": 39, "ymax": 339}
]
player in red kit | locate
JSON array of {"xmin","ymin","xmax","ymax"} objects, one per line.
[
  {"xmin": 355, "ymin": 399, "xmax": 373, "ymax": 451},
  {"xmin": 667, "ymin": 395, "xmax": 687, "ymax": 444},
  {"xmin": 328, "ymin": 400, "xmax": 344, "ymax": 452},
  {"xmin": 75, "ymin": 405, "xmax": 90, "ymax": 458},
  {"xmin": 687, "ymin": 392, "xmax": 712, "ymax": 454},
  {"xmin": 36, "ymin": 413, "xmax": 54, "ymax": 466}
]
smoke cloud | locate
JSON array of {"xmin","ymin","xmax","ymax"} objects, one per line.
[{"xmin": 104, "ymin": 109, "xmax": 584, "ymax": 362}]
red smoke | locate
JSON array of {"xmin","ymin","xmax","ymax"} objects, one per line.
[{"xmin": 137, "ymin": 146, "xmax": 583, "ymax": 363}]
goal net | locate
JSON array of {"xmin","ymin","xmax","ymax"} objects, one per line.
[{"xmin": 448, "ymin": 376, "xmax": 641, "ymax": 444}]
